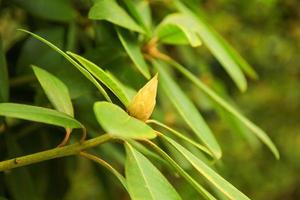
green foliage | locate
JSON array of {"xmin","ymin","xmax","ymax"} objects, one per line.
[{"xmin": 0, "ymin": 0, "xmax": 288, "ymax": 199}]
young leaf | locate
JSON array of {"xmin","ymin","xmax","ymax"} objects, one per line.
[
  {"xmin": 0, "ymin": 103, "xmax": 82, "ymax": 129},
  {"xmin": 67, "ymin": 52, "xmax": 130, "ymax": 106},
  {"xmin": 116, "ymin": 28, "xmax": 151, "ymax": 79},
  {"xmin": 0, "ymin": 39, "xmax": 8, "ymax": 102},
  {"xmin": 94, "ymin": 102, "xmax": 156, "ymax": 139},
  {"xmin": 174, "ymin": 1, "xmax": 248, "ymax": 91},
  {"xmin": 32, "ymin": 65, "xmax": 74, "ymax": 116},
  {"xmin": 146, "ymin": 119, "xmax": 212, "ymax": 157},
  {"xmin": 89, "ymin": 0, "xmax": 144, "ymax": 33},
  {"xmin": 127, "ymin": 74, "xmax": 158, "ymax": 121},
  {"xmin": 154, "ymin": 61, "xmax": 221, "ymax": 159},
  {"xmin": 145, "ymin": 140, "xmax": 216, "ymax": 200},
  {"xmin": 167, "ymin": 59, "xmax": 279, "ymax": 159},
  {"xmin": 162, "ymin": 135, "xmax": 251, "ymax": 200},
  {"xmin": 18, "ymin": 29, "xmax": 111, "ymax": 102},
  {"xmin": 125, "ymin": 143, "xmax": 182, "ymax": 200},
  {"xmin": 155, "ymin": 13, "xmax": 202, "ymax": 47}
]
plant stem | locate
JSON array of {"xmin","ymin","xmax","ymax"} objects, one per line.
[{"xmin": 0, "ymin": 133, "xmax": 112, "ymax": 172}]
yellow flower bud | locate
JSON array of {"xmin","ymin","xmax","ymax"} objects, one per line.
[{"xmin": 127, "ymin": 74, "xmax": 158, "ymax": 121}]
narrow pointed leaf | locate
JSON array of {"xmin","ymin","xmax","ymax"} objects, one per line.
[
  {"xmin": 67, "ymin": 52, "xmax": 130, "ymax": 106},
  {"xmin": 154, "ymin": 61, "xmax": 221, "ymax": 159},
  {"xmin": 162, "ymin": 135, "xmax": 251, "ymax": 200},
  {"xmin": 145, "ymin": 140, "xmax": 216, "ymax": 200},
  {"xmin": 0, "ymin": 39, "xmax": 8, "ymax": 102},
  {"xmin": 156, "ymin": 13, "xmax": 202, "ymax": 47},
  {"xmin": 80, "ymin": 152, "xmax": 128, "ymax": 190},
  {"xmin": 89, "ymin": 0, "xmax": 144, "ymax": 33},
  {"xmin": 174, "ymin": 1, "xmax": 248, "ymax": 91},
  {"xmin": 167, "ymin": 59, "xmax": 279, "ymax": 159},
  {"xmin": 147, "ymin": 119, "xmax": 212, "ymax": 157},
  {"xmin": 125, "ymin": 143, "xmax": 182, "ymax": 200},
  {"xmin": 18, "ymin": 29, "xmax": 111, "ymax": 102},
  {"xmin": 117, "ymin": 28, "xmax": 150, "ymax": 79},
  {"xmin": 32, "ymin": 65, "xmax": 74, "ymax": 116},
  {"xmin": 94, "ymin": 102, "xmax": 156, "ymax": 139},
  {"xmin": 0, "ymin": 103, "xmax": 82, "ymax": 129}
]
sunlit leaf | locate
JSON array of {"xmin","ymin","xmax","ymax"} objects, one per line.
[
  {"xmin": 89, "ymin": 0, "xmax": 144, "ymax": 33},
  {"xmin": 18, "ymin": 29, "xmax": 111, "ymax": 102},
  {"xmin": 174, "ymin": 1, "xmax": 249, "ymax": 91},
  {"xmin": 162, "ymin": 135, "xmax": 251, "ymax": 200},
  {"xmin": 167, "ymin": 59, "xmax": 279, "ymax": 159},
  {"xmin": 154, "ymin": 61, "xmax": 221, "ymax": 159},
  {"xmin": 94, "ymin": 102, "xmax": 156, "ymax": 139},
  {"xmin": 125, "ymin": 143, "xmax": 182, "ymax": 200},
  {"xmin": 156, "ymin": 13, "xmax": 202, "ymax": 47},
  {"xmin": 0, "ymin": 103, "xmax": 82, "ymax": 129},
  {"xmin": 117, "ymin": 28, "xmax": 150, "ymax": 79},
  {"xmin": 67, "ymin": 52, "xmax": 130, "ymax": 106},
  {"xmin": 32, "ymin": 65, "xmax": 74, "ymax": 116}
]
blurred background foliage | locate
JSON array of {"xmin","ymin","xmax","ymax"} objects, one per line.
[{"xmin": 0, "ymin": 0, "xmax": 299, "ymax": 199}]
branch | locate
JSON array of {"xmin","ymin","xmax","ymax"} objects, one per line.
[{"xmin": 0, "ymin": 133, "xmax": 112, "ymax": 171}]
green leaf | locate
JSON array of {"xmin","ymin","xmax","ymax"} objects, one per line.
[
  {"xmin": 147, "ymin": 119, "xmax": 212, "ymax": 157},
  {"xmin": 154, "ymin": 61, "xmax": 221, "ymax": 159},
  {"xmin": 162, "ymin": 135, "xmax": 251, "ymax": 200},
  {"xmin": 156, "ymin": 13, "xmax": 202, "ymax": 47},
  {"xmin": 89, "ymin": 0, "xmax": 144, "ymax": 33},
  {"xmin": 67, "ymin": 52, "xmax": 130, "ymax": 106},
  {"xmin": 145, "ymin": 140, "xmax": 216, "ymax": 200},
  {"xmin": 125, "ymin": 143, "xmax": 182, "ymax": 200},
  {"xmin": 32, "ymin": 65, "xmax": 74, "ymax": 116},
  {"xmin": 174, "ymin": 1, "xmax": 249, "ymax": 91},
  {"xmin": 0, "ymin": 38, "xmax": 8, "ymax": 102},
  {"xmin": 167, "ymin": 59, "xmax": 279, "ymax": 159},
  {"xmin": 0, "ymin": 103, "xmax": 82, "ymax": 129},
  {"xmin": 18, "ymin": 29, "xmax": 111, "ymax": 102},
  {"xmin": 93, "ymin": 102, "xmax": 156, "ymax": 139},
  {"xmin": 117, "ymin": 28, "xmax": 151, "ymax": 79},
  {"xmin": 15, "ymin": 0, "xmax": 75, "ymax": 22},
  {"xmin": 122, "ymin": 0, "xmax": 150, "ymax": 34}
]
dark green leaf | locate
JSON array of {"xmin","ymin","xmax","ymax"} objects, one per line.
[
  {"xmin": 89, "ymin": 0, "xmax": 144, "ymax": 33},
  {"xmin": 94, "ymin": 101, "xmax": 156, "ymax": 139},
  {"xmin": 125, "ymin": 143, "xmax": 182, "ymax": 200},
  {"xmin": 0, "ymin": 38, "xmax": 8, "ymax": 102},
  {"xmin": 0, "ymin": 103, "xmax": 82, "ymax": 129},
  {"xmin": 15, "ymin": 0, "xmax": 75, "ymax": 22}
]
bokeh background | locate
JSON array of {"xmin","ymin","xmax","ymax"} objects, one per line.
[{"xmin": 0, "ymin": 0, "xmax": 299, "ymax": 199}]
